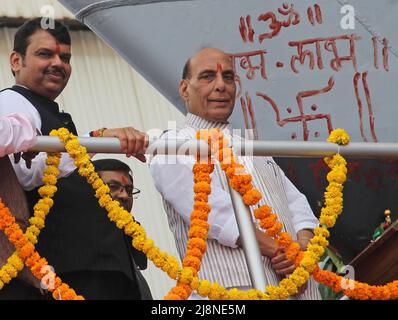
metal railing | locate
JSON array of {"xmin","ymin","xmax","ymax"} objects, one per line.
[
  {"xmin": 30, "ymin": 136, "xmax": 398, "ymax": 290},
  {"xmin": 32, "ymin": 136, "xmax": 398, "ymax": 159}
]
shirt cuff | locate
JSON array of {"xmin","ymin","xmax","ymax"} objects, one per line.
[
  {"xmin": 293, "ymin": 221, "xmax": 319, "ymax": 234},
  {"xmin": 217, "ymin": 216, "xmax": 240, "ymax": 248}
]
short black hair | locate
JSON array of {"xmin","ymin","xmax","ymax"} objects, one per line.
[
  {"xmin": 182, "ymin": 58, "xmax": 191, "ymax": 80},
  {"xmin": 13, "ymin": 17, "xmax": 71, "ymax": 56},
  {"xmin": 92, "ymin": 159, "xmax": 133, "ymax": 183}
]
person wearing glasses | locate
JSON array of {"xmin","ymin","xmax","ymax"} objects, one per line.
[
  {"xmin": 22, "ymin": 158, "xmax": 152, "ymax": 300},
  {"xmin": 92, "ymin": 159, "xmax": 152, "ymax": 300}
]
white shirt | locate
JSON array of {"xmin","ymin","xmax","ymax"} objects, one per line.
[
  {"xmin": 0, "ymin": 113, "xmax": 37, "ymax": 157},
  {"xmin": 0, "ymin": 88, "xmax": 76, "ymax": 190},
  {"xmin": 150, "ymin": 114, "xmax": 319, "ymax": 247},
  {"xmin": 150, "ymin": 113, "xmax": 320, "ymax": 299}
]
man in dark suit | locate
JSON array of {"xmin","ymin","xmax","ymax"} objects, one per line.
[
  {"xmin": 92, "ymin": 158, "xmax": 152, "ymax": 299},
  {"xmin": 0, "ymin": 18, "xmax": 149, "ymax": 300}
]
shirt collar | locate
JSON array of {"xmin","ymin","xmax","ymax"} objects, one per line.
[{"xmin": 184, "ymin": 113, "xmax": 232, "ymax": 131}]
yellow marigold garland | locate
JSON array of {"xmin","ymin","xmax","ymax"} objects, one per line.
[
  {"xmin": 179, "ymin": 128, "xmax": 348, "ymax": 300},
  {"xmin": 50, "ymin": 128, "xmax": 181, "ymax": 283},
  {"xmin": 0, "ymin": 198, "xmax": 83, "ymax": 299},
  {"xmin": 4, "ymin": 127, "xmax": 393, "ymax": 300},
  {"xmin": 0, "ymin": 153, "xmax": 61, "ymax": 291}
]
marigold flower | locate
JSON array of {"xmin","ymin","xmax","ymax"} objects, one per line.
[
  {"xmin": 194, "ymin": 182, "xmax": 211, "ymax": 194},
  {"xmin": 190, "ymin": 210, "xmax": 208, "ymax": 221},
  {"xmin": 179, "ymin": 267, "xmax": 196, "ymax": 284},
  {"xmin": 186, "ymin": 248, "xmax": 203, "ymax": 260},
  {"xmin": 183, "ymin": 256, "xmax": 201, "ymax": 271},
  {"xmin": 225, "ymin": 164, "xmax": 246, "ymax": 179},
  {"xmin": 192, "ymin": 163, "xmax": 214, "ymax": 174},
  {"xmin": 280, "ymin": 278, "xmax": 298, "ymax": 295},
  {"xmin": 188, "ymin": 226, "xmax": 208, "ymax": 239},
  {"xmin": 266, "ymin": 222, "xmax": 283, "ymax": 237},
  {"xmin": 314, "ymin": 227, "xmax": 330, "ymax": 238},
  {"xmin": 38, "ymin": 185, "xmax": 57, "ymax": 197},
  {"xmin": 45, "ymin": 154, "xmax": 61, "ymax": 166},
  {"xmin": 42, "ymin": 174, "xmax": 57, "ymax": 185},
  {"xmin": 194, "ymin": 193, "xmax": 208, "ymax": 203},
  {"xmin": 285, "ymin": 242, "xmax": 301, "ymax": 261},
  {"xmin": 8, "ymin": 254, "xmax": 24, "ymax": 270},
  {"xmin": 327, "ymin": 128, "xmax": 350, "ymax": 145},
  {"xmin": 193, "ymin": 201, "xmax": 211, "ymax": 213},
  {"xmin": 190, "ymin": 219, "xmax": 209, "ymax": 231},
  {"xmin": 326, "ymin": 170, "xmax": 346, "ymax": 184},
  {"xmin": 142, "ymin": 239, "xmax": 155, "ymax": 253},
  {"xmin": 187, "ymin": 238, "xmax": 207, "ymax": 253},
  {"xmin": 277, "ymin": 232, "xmax": 293, "ymax": 248},
  {"xmin": 259, "ymin": 214, "xmax": 277, "ymax": 229},
  {"xmin": 254, "ymin": 205, "xmax": 272, "ymax": 219},
  {"xmin": 197, "ymin": 280, "xmax": 212, "ymax": 297},
  {"xmin": 194, "ymin": 172, "xmax": 211, "ymax": 184},
  {"xmin": 320, "ymin": 215, "xmax": 337, "ymax": 228},
  {"xmin": 242, "ymin": 189, "xmax": 262, "ymax": 206}
]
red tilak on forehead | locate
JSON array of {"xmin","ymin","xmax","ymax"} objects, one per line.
[
  {"xmin": 217, "ymin": 63, "xmax": 223, "ymax": 73},
  {"xmin": 55, "ymin": 43, "xmax": 61, "ymax": 55}
]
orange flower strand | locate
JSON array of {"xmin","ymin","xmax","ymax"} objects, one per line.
[
  {"xmin": 0, "ymin": 199, "xmax": 83, "ymax": 300},
  {"xmin": 165, "ymin": 157, "xmax": 213, "ymax": 299}
]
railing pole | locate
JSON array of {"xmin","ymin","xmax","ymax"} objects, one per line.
[
  {"xmin": 31, "ymin": 137, "xmax": 398, "ymax": 159},
  {"xmin": 228, "ymin": 185, "xmax": 267, "ymax": 291}
]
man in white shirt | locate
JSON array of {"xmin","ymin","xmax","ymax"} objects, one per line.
[
  {"xmin": 0, "ymin": 18, "xmax": 148, "ymax": 299},
  {"xmin": 150, "ymin": 48, "xmax": 321, "ymax": 299}
]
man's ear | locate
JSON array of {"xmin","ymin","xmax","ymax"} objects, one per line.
[
  {"xmin": 179, "ymin": 79, "xmax": 189, "ymax": 102},
  {"xmin": 10, "ymin": 51, "xmax": 23, "ymax": 75}
]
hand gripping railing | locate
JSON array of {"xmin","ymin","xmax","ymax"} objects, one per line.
[{"xmin": 30, "ymin": 137, "xmax": 398, "ymax": 291}]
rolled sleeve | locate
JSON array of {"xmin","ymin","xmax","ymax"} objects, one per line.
[{"xmin": 149, "ymin": 131, "xmax": 241, "ymax": 249}]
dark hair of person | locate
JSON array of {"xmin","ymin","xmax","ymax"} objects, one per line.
[
  {"xmin": 92, "ymin": 159, "xmax": 133, "ymax": 183},
  {"xmin": 182, "ymin": 58, "xmax": 191, "ymax": 80},
  {"xmin": 13, "ymin": 17, "xmax": 71, "ymax": 56}
]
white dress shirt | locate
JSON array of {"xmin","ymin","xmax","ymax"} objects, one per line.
[
  {"xmin": 0, "ymin": 113, "xmax": 37, "ymax": 157},
  {"xmin": 0, "ymin": 88, "xmax": 76, "ymax": 190},
  {"xmin": 150, "ymin": 113, "xmax": 320, "ymax": 299}
]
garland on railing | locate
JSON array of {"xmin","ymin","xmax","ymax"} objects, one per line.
[
  {"xmin": 2, "ymin": 127, "xmax": 397, "ymax": 300},
  {"xmin": 51, "ymin": 128, "xmax": 181, "ymax": 282}
]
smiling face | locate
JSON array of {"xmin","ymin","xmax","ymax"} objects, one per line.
[
  {"xmin": 10, "ymin": 29, "xmax": 72, "ymax": 101},
  {"xmin": 179, "ymin": 48, "xmax": 236, "ymax": 123}
]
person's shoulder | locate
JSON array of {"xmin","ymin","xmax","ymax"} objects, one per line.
[
  {"xmin": 0, "ymin": 88, "xmax": 31, "ymax": 107},
  {"xmin": 0, "ymin": 88, "xmax": 37, "ymax": 115}
]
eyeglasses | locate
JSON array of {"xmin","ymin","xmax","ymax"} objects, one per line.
[{"xmin": 107, "ymin": 182, "xmax": 140, "ymax": 198}]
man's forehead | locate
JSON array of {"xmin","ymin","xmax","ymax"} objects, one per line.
[
  {"xmin": 27, "ymin": 29, "xmax": 70, "ymax": 51},
  {"xmin": 191, "ymin": 51, "xmax": 233, "ymax": 71},
  {"xmin": 100, "ymin": 170, "xmax": 133, "ymax": 184}
]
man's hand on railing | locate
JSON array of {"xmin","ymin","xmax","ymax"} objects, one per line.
[{"xmin": 102, "ymin": 127, "xmax": 149, "ymax": 162}]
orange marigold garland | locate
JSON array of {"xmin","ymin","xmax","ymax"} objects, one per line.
[
  {"xmin": 0, "ymin": 152, "xmax": 63, "ymax": 292},
  {"xmin": 184, "ymin": 128, "xmax": 346, "ymax": 300},
  {"xmin": 21, "ymin": 127, "xmax": 397, "ymax": 300},
  {"xmin": 164, "ymin": 150, "xmax": 214, "ymax": 299},
  {"xmin": 50, "ymin": 128, "xmax": 181, "ymax": 287},
  {"xmin": 0, "ymin": 198, "xmax": 83, "ymax": 299}
]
